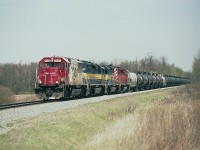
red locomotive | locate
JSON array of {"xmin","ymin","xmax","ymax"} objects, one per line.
[{"xmin": 35, "ymin": 57, "xmax": 70, "ymax": 99}]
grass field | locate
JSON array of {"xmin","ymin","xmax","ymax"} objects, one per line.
[{"xmin": 0, "ymin": 86, "xmax": 199, "ymax": 150}]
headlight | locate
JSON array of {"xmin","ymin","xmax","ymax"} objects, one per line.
[{"xmin": 56, "ymin": 81, "xmax": 59, "ymax": 84}]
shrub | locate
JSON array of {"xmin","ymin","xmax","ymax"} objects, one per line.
[{"xmin": 0, "ymin": 86, "xmax": 16, "ymax": 104}]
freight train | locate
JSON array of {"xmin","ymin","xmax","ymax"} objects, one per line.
[{"xmin": 35, "ymin": 56, "xmax": 191, "ymax": 100}]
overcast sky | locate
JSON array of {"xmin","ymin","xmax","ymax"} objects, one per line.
[{"xmin": 0, "ymin": 0, "xmax": 199, "ymax": 71}]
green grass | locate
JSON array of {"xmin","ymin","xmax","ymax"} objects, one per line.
[{"xmin": 0, "ymin": 89, "xmax": 172, "ymax": 150}]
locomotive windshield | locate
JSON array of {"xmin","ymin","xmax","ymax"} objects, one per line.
[{"xmin": 45, "ymin": 62, "xmax": 61, "ymax": 67}]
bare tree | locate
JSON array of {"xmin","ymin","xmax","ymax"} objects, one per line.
[{"xmin": 192, "ymin": 49, "xmax": 200, "ymax": 82}]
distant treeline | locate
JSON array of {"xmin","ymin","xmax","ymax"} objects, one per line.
[
  {"xmin": 0, "ymin": 53, "xmax": 194, "ymax": 95},
  {"xmin": 100, "ymin": 53, "xmax": 192, "ymax": 78},
  {"xmin": 0, "ymin": 62, "xmax": 37, "ymax": 94},
  {"xmin": 192, "ymin": 50, "xmax": 200, "ymax": 82}
]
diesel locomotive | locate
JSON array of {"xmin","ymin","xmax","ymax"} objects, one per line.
[{"xmin": 35, "ymin": 56, "xmax": 191, "ymax": 100}]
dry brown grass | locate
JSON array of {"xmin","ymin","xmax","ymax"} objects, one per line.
[
  {"xmin": 0, "ymin": 86, "xmax": 16, "ymax": 104},
  {"xmin": 85, "ymin": 85, "xmax": 200, "ymax": 150},
  {"xmin": 0, "ymin": 85, "xmax": 37, "ymax": 104},
  {"xmin": 14, "ymin": 94, "xmax": 38, "ymax": 102}
]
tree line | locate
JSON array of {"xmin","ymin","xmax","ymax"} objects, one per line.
[
  {"xmin": 0, "ymin": 53, "xmax": 195, "ymax": 96},
  {"xmin": 100, "ymin": 53, "xmax": 192, "ymax": 78},
  {"xmin": 192, "ymin": 49, "xmax": 200, "ymax": 82},
  {"xmin": 0, "ymin": 62, "xmax": 37, "ymax": 94}
]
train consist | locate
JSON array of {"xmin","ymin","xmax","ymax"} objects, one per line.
[{"xmin": 35, "ymin": 56, "xmax": 191, "ymax": 99}]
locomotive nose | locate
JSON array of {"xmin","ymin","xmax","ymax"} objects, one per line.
[
  {"xmin": 47, "ymin": 69, "xmax": 60, "ymax": 85},
  {"xmin": 39, "ymin": 68, "xmax": 60, "ymax": 86}
]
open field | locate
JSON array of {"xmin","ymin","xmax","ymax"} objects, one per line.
[{"xmin": 0, "ymin": 86, "xmax": 199, "ymax": 150}]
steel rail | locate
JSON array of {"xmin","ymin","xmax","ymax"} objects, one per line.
[{"xmin": 0, "ymin": 100, "xmax": 44, "ymax": 110}]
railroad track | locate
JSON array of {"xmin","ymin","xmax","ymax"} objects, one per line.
[
  {"xmin": 0, "ymin": 100, "xmax": 44, "ymax": 110},
  {"xmin": 0, "ymin": 95, "xmax": 92, "ymax": 110},
  {"xmin": 0, "ymin": 86, "xmax": 183, "ymax": 110}
]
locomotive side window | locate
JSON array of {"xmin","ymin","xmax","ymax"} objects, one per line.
[
  {"xmin": 107, "ymin": 69, "xmax": 110, "ymax": 75},
  {"xmin": 82, "ymin": 63, "xmax": 87, "ymax": 73},
  {"xmin": 92, "ymin": 65, "xmax": 97, "ymax": 74},
  {"xmin": 78, "ymin": 63, "xmax": 82, "ymax": 73},
  {"xmin": 39, "ymin": 63, "xmax": 44, "ymax": 69},
  {"xmin": 110, "ymin": 68, "xmax": 114, "ymax": 75},
  {"xmin": 82, "ymin": 63, "xmax": 92, "ymax": 73},
  {"xmin": 102, "ymin": 68, "xmax": 107, "ymax": 74},
  {"xmin": 62, "ymin": 63, "xmax": 67, "ymax": 70},
  {"xmin": 88, "ymin": 65, "xmax": 92, "ymax": 73},
  {"xmin": 98, "ymin": 67, "xmax": 102, "ymax": 74}
]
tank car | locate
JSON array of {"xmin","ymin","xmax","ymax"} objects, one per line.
[
  {"xmin": 138, "ymin": 72, "xmax": 149, "ymax": 90},
  {"xmin": 136, "ymin": 73, "xmax": 143, "ymax": 90},
  {"xmin": 128, "ymin": 72, "xmax": 138, "ymax": 91},
  {"xmin": 160, "ymin": 74, "xmax": 167, "ymax": 87},
  {"xmin": 151, "ymin": 74, "xmax": 157, "ymax": 89}
]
